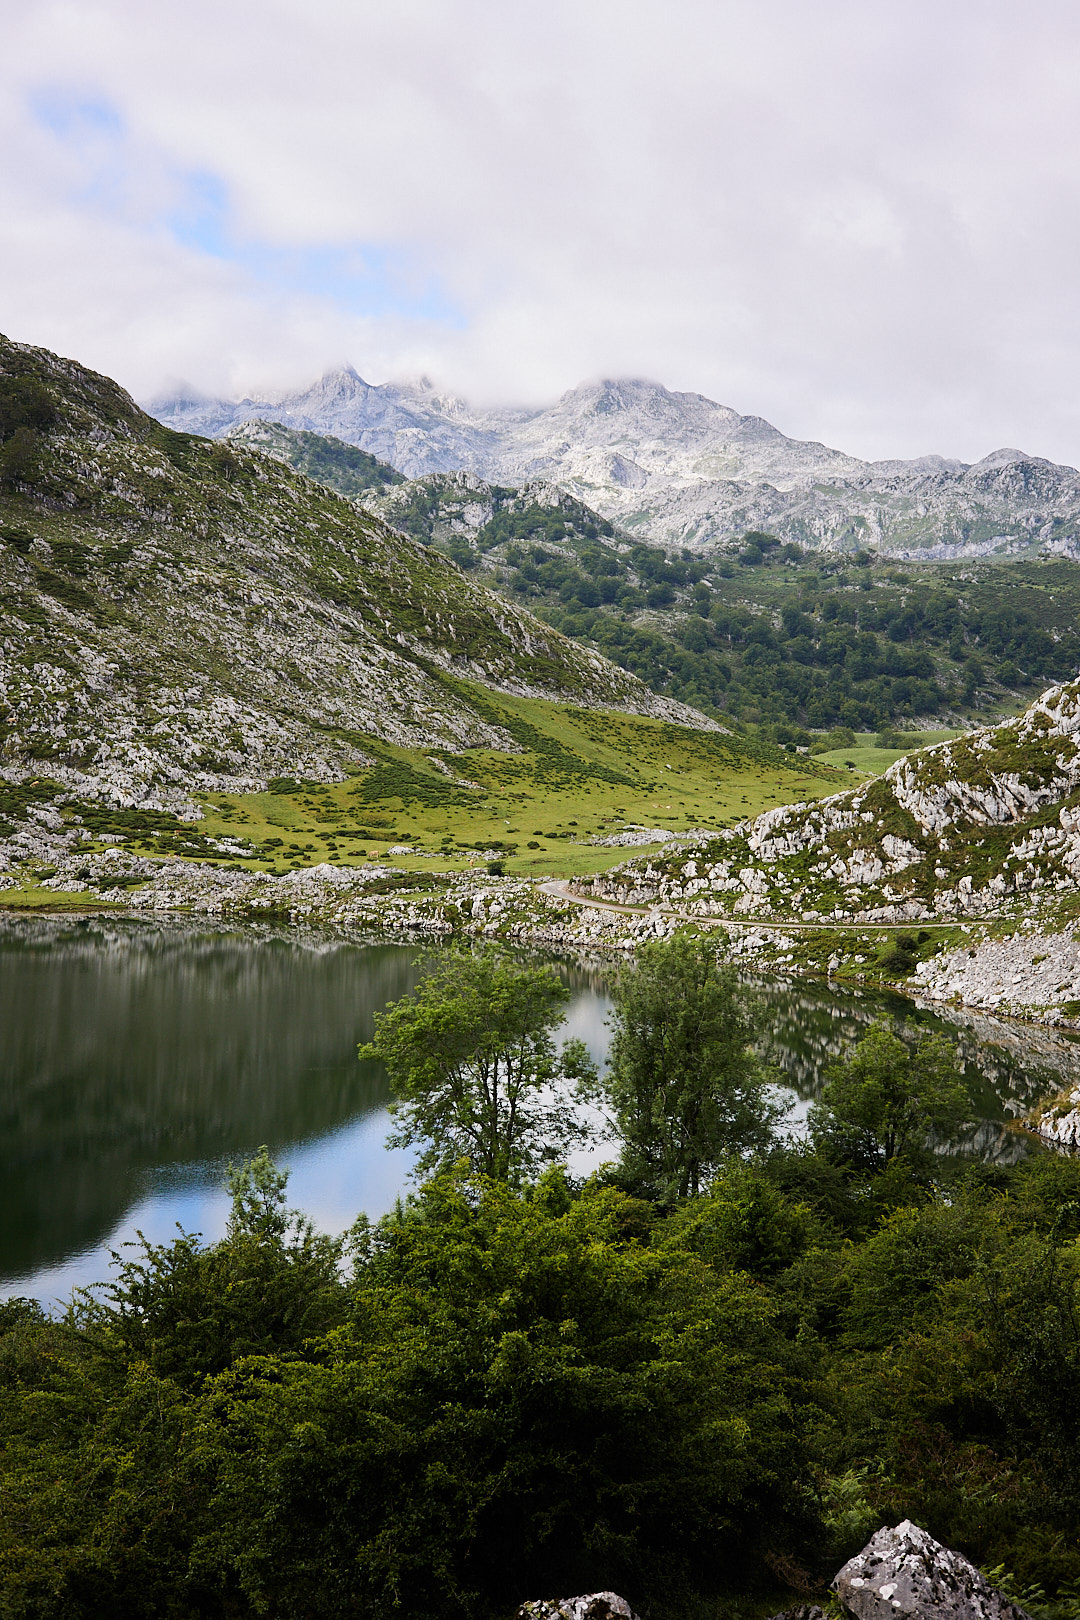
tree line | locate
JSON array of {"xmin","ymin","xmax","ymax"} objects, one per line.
[{"xmin": 2, "ymin": 940, "xmax": 1079, "ymax": 1619}]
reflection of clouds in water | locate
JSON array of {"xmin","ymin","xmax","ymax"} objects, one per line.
[
  {"xmin": 557, "ymin": 987, "xmax": 615, "ymax": 1072},
  {"xmin": 280, "ymin": 1113, "xmax": 416, "ymax": 1231},
  {"xmin": 9, "ymin": 1184, "xmax": 235, "ymax": 1310},
  {"xmin": 7, "ymin": 1113, "xmax": 417, "ymax": 1308}
]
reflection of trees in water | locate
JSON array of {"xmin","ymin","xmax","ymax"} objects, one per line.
[
  {"xmin": 745, "ymin": 973, "xmax": 1080, "ymax": 1125},
  {"xmin": 0, "ymin": 915, "xmax": 420, "ymax": 1281},
  {"xmin": 543, "ymin": 946, "xmax": 1080, "ymax": 1132},
  {"xmin": 6, "ymin": 918, "xmax": 1078, "ymax": 1286}
]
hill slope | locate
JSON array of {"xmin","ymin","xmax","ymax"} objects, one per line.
[
  {"xmin": 582, "ymin": 679, "xmax": 1080, "ymax": 928},
  {"xmin": 0, "ymin": 335, "xmax": 715, "ymax": 815},
  {"xmin": 222, "ymin": 422, "xmax": 1080, "ymax": 733},
  {"xmin": 152, "ymin": 368, "xmax": 1080, "ymax": 558}
]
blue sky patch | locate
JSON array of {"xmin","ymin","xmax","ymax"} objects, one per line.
[
  {"xmin": 30, "ymin": 86, "xmax": 464, "ymax": 328},
  {"xmin": 167, "ymin": 168, "xmax": 464, "ymax": 325}
]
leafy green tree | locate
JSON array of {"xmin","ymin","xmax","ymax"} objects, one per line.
[
  {"xmin": 809, "ymin": 1023, "xmax": 968, "ymax": 1178},
  {"xmin": 225, "ymin": 1141, "xmax": 292, "ymax": 1239},
  {"xmin": 603, "ymin": 931, "xmax": 782, "ymax": 1200},
  {"xmin": 361, "ymin": 948, "xmax": 598, "ymax": 1183}
]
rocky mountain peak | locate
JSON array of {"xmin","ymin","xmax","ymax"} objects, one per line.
[
  {"xmin": 147, "ymin": 362, "xmax": 1080, "ymax": 559},
  {"xmin": 973, "ymin": 447, "xmax": 1037, "ymax": 470}
]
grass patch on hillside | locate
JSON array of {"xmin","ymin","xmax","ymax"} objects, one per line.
[
  {"xmin": 814, "ymin": 728, "xmax": 970, "ymax": 777},
  {"xmin": 176, "ymin": 688, "xmax": 843, "ymax": 881},
  {"xmin": 0, "ymin": 885, "xmax": 121, "ymax": 910}
]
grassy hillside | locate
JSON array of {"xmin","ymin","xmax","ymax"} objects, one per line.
[
  {"xmin": 0, "ymin": 678, "xmax": 838, "ymax": 905},
  {"xmin": 0, "ymin": 335, "xmax": 839, "ymax": 899},
  {"xmin": 234, "ymin": 424, "xmax": 1080, "ymax": 734},
  {"xmin": 0, "ymin": 333, "xmax": 719, "ymax": 817}
]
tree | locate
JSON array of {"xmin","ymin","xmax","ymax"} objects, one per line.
[
  {"xmin": 809, "ymin": 1023, "xmax": 968, "ymax": 1178},
  {"xmin": 360, "ymin": 948, "xmax": 598, "ymax": 1183},
  {"xmin": 195, "ymin": 1172, "xmax": 817, "ymax": 1619},
  {"xmin": 224, "ymin": 1142, "xmax": 292, "ymax": 1240},
  {"xmin": 603, "ymin": 932, "xmax": 782, "ymax": 1201}
]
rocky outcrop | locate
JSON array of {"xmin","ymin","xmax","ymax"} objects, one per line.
[
  {"xmin": 578, "ymin": 680, "xmax": 1080, "ymax": 935},
  {"xmin": 1028, "ymin": 1086, "xmax": 1080, "ymax": 1149},
  {"xmin": 834, "ymin": 1521, "xmax": 1031, "ymax": 1620},
  {"xmin": 514, "ymin": 1527, "xmax": 1033, "ymax": 1620},
  {"xmin": 912, "ymin": 929, "xmax": 1080, "ymax": 1021},
  {"xmin": 516, "ymin": 1595, "xmax": 640, "ymax": 1620}
]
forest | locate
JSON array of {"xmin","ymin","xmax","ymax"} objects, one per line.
[
  {"xmin": 2, "ymin": 941, "xmax": 1079, "ymax": 1620},
  {"xmin": 425, "ymin": 492, "xmax": 1080, "ymax": 729}
]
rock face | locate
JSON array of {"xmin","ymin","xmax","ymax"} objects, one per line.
[
  {"xmin": 1029, "ymin": 1085, "xmax": 1080, "ymax": 1149},
  {"xmin": 151, "ymin": 368, "xmax": 1080, "ymax": 558},
  {"xmin": 516, "ymin": 1595, "xmax": 640, "ymax": 1620},
  {"xmin": 581, "ymin": 680, "xmax": 1080, "ymax": 927},
  {"xmin": 834, "ymin": 1521, "xmax": 1031, "ymax": 1620}
]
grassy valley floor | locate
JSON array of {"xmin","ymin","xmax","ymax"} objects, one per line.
[{"xmin": 0, "ymin": 685, "xmax": 841, "ymax": 895}]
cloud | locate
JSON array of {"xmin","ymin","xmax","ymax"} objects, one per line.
[{"xmin": 5, "ymin": 0, "xmax": 1080, "ymax": 462}]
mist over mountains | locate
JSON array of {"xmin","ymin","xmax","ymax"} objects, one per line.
[{"xmin": 150, "ymin": 369, "xmax": 1080, "ymax": 559}]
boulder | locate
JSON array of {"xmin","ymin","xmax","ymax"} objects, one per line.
[
  {"xmin": 765, "ymin": 1607, "xmax": 827, "ymax": 1620},
  {"xmin": 834, "ymin": 1520, "xmax": 1032, "ymax": 1620},
  {"xmin": 516, "ymin": 1595, "xmax": 640, "ymax": 1620}
]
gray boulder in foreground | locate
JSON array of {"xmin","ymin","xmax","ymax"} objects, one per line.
[
  {"xmin": 516, "ymin": 1596, "xmax": 640, "ymax": 1620},
  {"xmin": 835, "ymin": 1521, "xmax": 1032, "ymax": 1620}
]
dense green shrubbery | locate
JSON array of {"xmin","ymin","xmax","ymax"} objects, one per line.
[
  {"xmin": 5, "ymin": 1148, "xmax": 1080, "ymax": 1618},
  {"xmin": 5, "ymin": 964, "xmax": 1080, "ymax": 1619}
]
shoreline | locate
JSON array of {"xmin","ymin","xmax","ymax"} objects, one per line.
[
  {"xmin": 4, "ymin": 868, "xmax": 1077, "ymax": 1153},
  {"xmin": 5, "ymin": 857, "xmax": 1080, "ymax": 1031}
]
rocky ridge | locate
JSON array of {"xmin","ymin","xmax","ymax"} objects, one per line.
[
  {"xmin": 572, "ymin": 679, "xmax": 1080, "ymax": 1021},
  {"xmin": 152, "ymin": 369, "xmax": 1080, "ymax": 558},
  {"xmin": 0, "ymin": 335, "xmax": 714, "ymax": 814},
  {"xmin": 580, "ymin": 681, "xmax": 1080, "ymax": 925}
]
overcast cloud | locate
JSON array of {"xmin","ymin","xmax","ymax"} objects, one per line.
[{"xmin": 5, "ymin": 0, "xmax": 1080, "ymax": 462}]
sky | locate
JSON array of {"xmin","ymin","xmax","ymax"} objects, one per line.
[{"xmin": 5, "ymin": 0, "xmax": 1080, "ymax": 462}]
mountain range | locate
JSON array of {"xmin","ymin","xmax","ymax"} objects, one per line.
[{"xmin": 150, "ymin": 369, "xmax": 1080, "ymax": 558}]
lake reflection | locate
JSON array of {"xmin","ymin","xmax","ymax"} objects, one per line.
[{"xmin": 2, "ymin": 913, "xmax": 1078, "ymax": 1306}]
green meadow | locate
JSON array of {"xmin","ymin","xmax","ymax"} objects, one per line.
[{"xmin": 166, "ymin": 685, "xmax": 843, "ymax": 881}]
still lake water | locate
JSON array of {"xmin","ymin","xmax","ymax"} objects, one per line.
[{"xmin": 3, "ymin": 911, "xmax": 1080, "ymax": 1308}]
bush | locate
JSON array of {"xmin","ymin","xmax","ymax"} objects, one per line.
[
  {"xmin": 810, "ymin": 726, "xmax": 857, "ymax": 754},
  {"xmin": 193, "ymin": 1173, "xmax": 818, "ymax": 1618}
]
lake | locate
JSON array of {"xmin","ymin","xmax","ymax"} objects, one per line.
[{"xmin": 2, "ymin": 911, "xmax": 1077, "ymax": 1308}]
